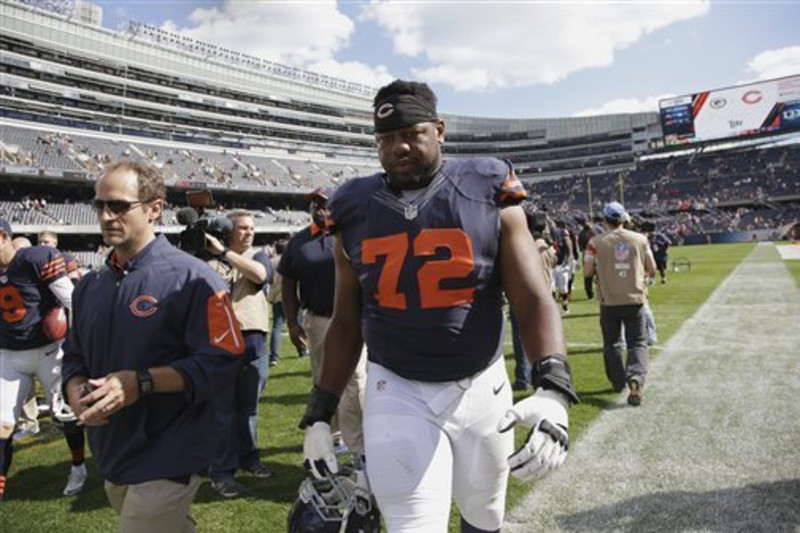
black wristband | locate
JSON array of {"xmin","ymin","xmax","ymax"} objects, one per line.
[
  {"xmin": 298, "ymin": 385, "xmax": 340, "ymax": 429},
  {"xmin": 137, "ymin": 369, "xmax": 154, "ymax": 397},
  {"xmin": 216, "ymin": 247, "xmax": 229, "ymax": 258},
  {"xmin": 531, "ymin": 355, "xmax": 580, "ymax": 404}
]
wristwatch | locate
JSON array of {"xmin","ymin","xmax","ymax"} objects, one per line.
[{"xmin": 137, "ymin": 369, "xmax": 154, "ymax": 397}]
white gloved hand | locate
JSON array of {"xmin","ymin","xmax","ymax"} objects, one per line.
[
  {"xmin": 303, "ymin": 421, "xmax": 338, "ymax": 479},
  {"xmin": 497, "ymin": 388, "xmax": 570, "ymax": 481}
]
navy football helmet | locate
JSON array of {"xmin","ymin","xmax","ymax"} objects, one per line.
[{"xmin": 287, "ymin": 465, "xmax": 381, "ymax": 533}]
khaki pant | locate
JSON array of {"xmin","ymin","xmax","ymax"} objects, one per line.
[
  {"xmin": 105, "ymin": 475, "xmax": 202, "ymax": 533},
  {"xmin": 303, "ymin": 311, "xmax": 367, "ymax": 455}
]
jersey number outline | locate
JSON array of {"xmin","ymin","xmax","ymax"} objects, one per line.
[
  {"xmin": 0, "ymin": 285, "xmax": 27, "ymax": 324},
  {"xmin": 362, "ymin": 228, "xmax": 475, "ymax": 310}
]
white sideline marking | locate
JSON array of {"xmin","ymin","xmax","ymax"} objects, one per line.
[{"xmin": 776, "ymin": 243, "xmax": 800, "ymax": 260}]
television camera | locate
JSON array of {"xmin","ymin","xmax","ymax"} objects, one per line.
[{"xmin": 175, "ymin": 190, "xmax": 232, "ymax": 257}]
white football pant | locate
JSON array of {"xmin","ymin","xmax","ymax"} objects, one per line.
[{"xmin": 364, "ymin": 356, "xmax": 513, "ymax": 532}]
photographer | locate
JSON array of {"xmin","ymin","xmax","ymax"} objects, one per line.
[{"xmin": 205, "ymin": 209, "xmax": 275, "ymax": 497}]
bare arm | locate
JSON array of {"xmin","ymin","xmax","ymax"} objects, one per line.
[
  {"xmin": 499, "ymin": 205, "xmax": 566, "ymax": 363},
  {"xmin": 317, "ymin": 234, "xmax": 364, "ymax": 396},
  {"xmin": 281, "ymin": 274, "xmax": 307, "ymax": 353},
  {"xmin": 583, "ymin": 257, "xmax": 596, "ymax": 279},
  {"xmin": 644, "ymin": 247, "xmax": 657, "ymax": 277},
  {"xmin": 282, "ymin": 275, "xmax": 301, "ymax": 329},
  {"xmin": 205, "ymin": 233, "xmax": 267, "ymax": 284},
  {"xmin": 583, "ymin": 236, "xmax": 597, "ymax": 278}
]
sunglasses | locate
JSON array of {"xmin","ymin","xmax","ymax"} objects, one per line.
[{"xmin": 92, "ymin": 198, "xmax": 152, "ymax": 215}]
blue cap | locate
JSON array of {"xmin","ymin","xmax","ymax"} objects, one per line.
[
  {"xmin": 0, "ymin": 217, "xmax": 12, "ymax": 236},
  {"xmin": 603, "ymin": 202, "xmax": 627, "ymax": 221}
]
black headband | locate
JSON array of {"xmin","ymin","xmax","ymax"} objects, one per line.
[{"xmin": 374, "ymin": 94, "xmax": 438, "ymax": 134}]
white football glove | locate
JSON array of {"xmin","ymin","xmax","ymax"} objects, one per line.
[
  {"xmin": 497, "ymin": 388, "xmax": 570, "ymax": 481},
  {"xmin": 303, "ymin": 421, "xmax": 338, "ymax": 479}
]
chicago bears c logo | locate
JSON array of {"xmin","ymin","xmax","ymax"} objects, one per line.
[
  {"xmin": 376, "ymin": 102, "xmax": 394, "ymax": 119},
  {"xmin": 130, "ymin": 295, "xmax": 159, "ymax": 317}
]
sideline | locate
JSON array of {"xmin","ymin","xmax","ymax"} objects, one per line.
[
  {"xmin": 776, "ymin": 243, "xmax": 800, "ymax": 260},
  {"xmin": 505, "ymin": 242, "xmax": 800, "ymax": 532}
]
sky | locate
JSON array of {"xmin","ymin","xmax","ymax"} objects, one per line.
[{"xmin": 94, "ymin": 0, "xmax": 800, "ymax": 119}]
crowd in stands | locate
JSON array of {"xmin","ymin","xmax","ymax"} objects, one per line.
[
  {"xmin": 2, "ymin": 123, "xmax": 798, "ymax": 255},
  {"xmin": 1, "ymin": 124, "xmax": 382, "ymax": 192},
  {"xmin": 527, "ymin": 142, "xmax": 800, "ymax": 242}
]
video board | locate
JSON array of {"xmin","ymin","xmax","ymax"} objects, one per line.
[{"xmin": 659, "ymin": 75, "xmax": 800, "ymax": 146}]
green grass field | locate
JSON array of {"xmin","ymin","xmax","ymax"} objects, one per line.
[{"xmin": 5, "ymin": 243, "xmax": 762, "ymax": 532}]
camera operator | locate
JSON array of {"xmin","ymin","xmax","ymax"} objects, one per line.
[{"xmin": 204, "ymin": 209, "xmax": 275, "ymax": 497}]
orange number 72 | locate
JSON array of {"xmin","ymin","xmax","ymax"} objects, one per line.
[{"xmin": 361, "ymin": 228, "xmax": 475, "ymax": 310}]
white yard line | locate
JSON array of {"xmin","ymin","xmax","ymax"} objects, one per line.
[{"xmin": 505, "ymin": 242, "xmax": 800, "ymax": 532}]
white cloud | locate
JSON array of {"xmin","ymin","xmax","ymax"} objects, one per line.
[
  {"xmin": 307, "ymin": 59, "xmax": 394, "ymax": 89},
  {"xmin": 161, "ymin": 0, "xmax": 391, "ymax": 86},
  {"xmin": 361, "ymin": 0, "xmax": 709, "ymax": 92},
  {"xmin": 746, "ymin": 46, "xmax": 800, "ymax": 81},
  {"xmin": 572, "ymin": 94, "xmax": 673, "ymax": 117}
]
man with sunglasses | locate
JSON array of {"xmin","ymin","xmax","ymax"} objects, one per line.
[
  {"xmin": 61, "ymin": 160, "xmax": 244, "ymax": 532},
  {"xmin": 0, "ymin": 218, "xmax": 75, "ymax": 502}
]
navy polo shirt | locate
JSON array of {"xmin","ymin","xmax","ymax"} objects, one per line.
[{"xmin": 277, "ymin": 224, "xmax": 335, "ymax": 315}]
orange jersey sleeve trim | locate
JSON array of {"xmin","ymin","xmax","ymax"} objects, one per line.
[{"xmin": 207, "ymin": 290, "xmax": 245, "ymax": 355}]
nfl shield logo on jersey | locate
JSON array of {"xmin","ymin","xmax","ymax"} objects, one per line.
[{"xmin": 614, "ymin": 243, "xmax": 630, "ymax": 261}]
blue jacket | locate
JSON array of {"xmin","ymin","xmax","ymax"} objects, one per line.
[{"xmin": 62, "ymin": 235, "xmax": 244, "ymax": 484}]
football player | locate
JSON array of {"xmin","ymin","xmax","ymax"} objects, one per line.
[
  {"xmin": 0, "ymin": 218, "xmax": 75, "ymax": 501},
  {"xmin": 300, "ymin": 80, "xmax": 578, "ymax": 532},
  {"xmin": 37, "ymin": 230, "xmax": 89, "ymax": 496}
]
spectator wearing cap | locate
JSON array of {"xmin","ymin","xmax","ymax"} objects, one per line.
[
  {"xmin": 278, "ymin": 187, "xmax": 366, "ymax": 459},
  {"xmin": 583, "ymin": 202, "xmax": 656, "ymax": 406}
]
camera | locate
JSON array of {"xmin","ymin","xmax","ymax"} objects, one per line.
[{"xmin": 176, "ymin": 190, "xmax": 233, "ymax": 257}]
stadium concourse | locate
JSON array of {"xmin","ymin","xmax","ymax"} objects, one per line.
[{"xmin": 506, "ymin": 242, "xmax": 800, "ymax": 532}]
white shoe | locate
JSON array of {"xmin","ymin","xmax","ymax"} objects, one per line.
[
  {"xmin": 63, "ymin": 463, "xmax": 88, "ymax": 496},
  {"xmin": 12, "ymin": 426, "xmax": 40, "ymax": 441}
]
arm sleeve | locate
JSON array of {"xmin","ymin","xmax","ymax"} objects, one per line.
[
  {"xmin": 61, "ymin": 283, "xmax": 89, "ymax": 391},
  {"xmin": 277, "ymin": 239, "xmax": 297, "ymax": 279},
  {"xmin": 48, "ymin": 276, "xmax": 73, "ymax": 313},
  {"xmin": 253, "ymin": 250, "xmax": 273, "ymax": 286}
]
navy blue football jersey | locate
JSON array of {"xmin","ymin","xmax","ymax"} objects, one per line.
[
  {"xmin": 328, "ymin": 158, "xmax": 526, "ymax": 381},
  {"xmin": 650, "ymin": 231, "xmax": 671, "ymax": 257},
  {"xmin": 0, "ymin": 245, "xmax": 67, "ymax": 349}
]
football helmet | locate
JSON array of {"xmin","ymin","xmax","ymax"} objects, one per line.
[
  {"xmin": 287, "ymin": 465, "xmax": 381, "ymax": 533},
  {"xmin": 50, "ymin": 376, "xmax": 77, "ymax": 424}
]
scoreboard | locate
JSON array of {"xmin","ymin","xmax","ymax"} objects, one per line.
[{"xmin": 659, "ymin": 74, "xmax": 800, "ymax": 146}]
